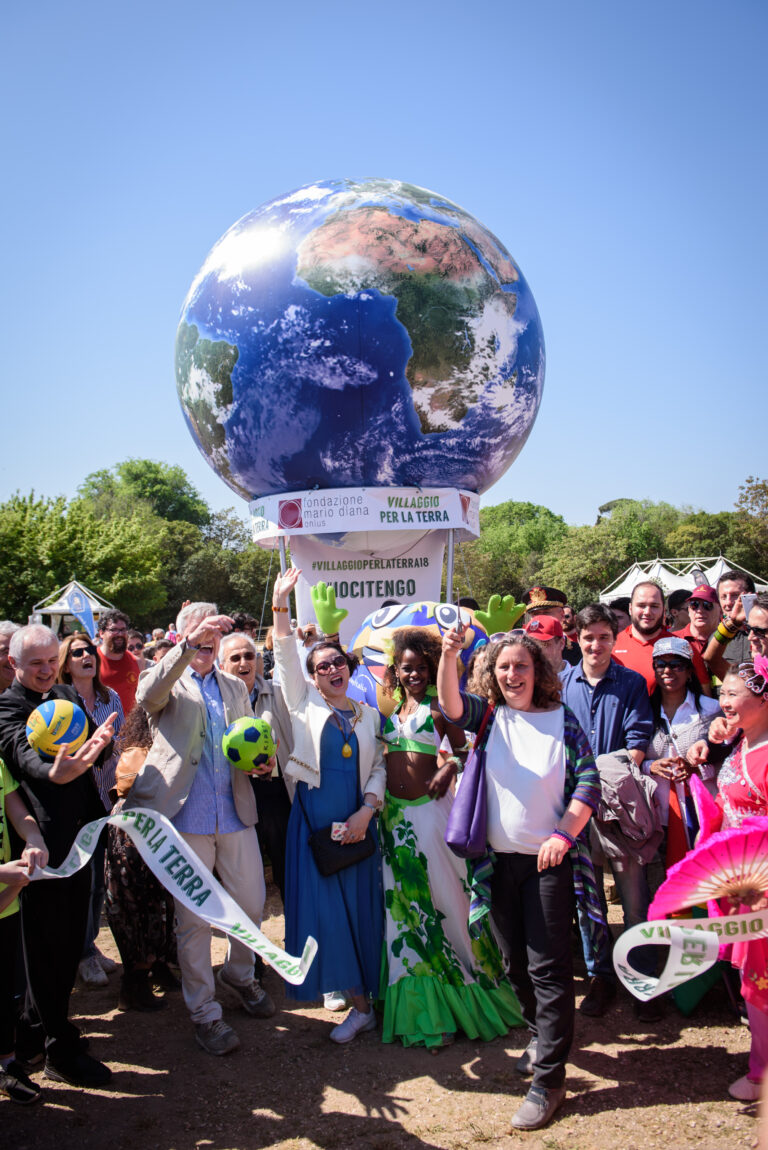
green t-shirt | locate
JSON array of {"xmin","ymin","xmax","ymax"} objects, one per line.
[{"xmin": 0, "ymin": 758, "xmax": 20, "ymax": 919}]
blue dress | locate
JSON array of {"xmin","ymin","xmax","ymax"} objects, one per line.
[{"xmin": 284, "ymin": 717, "xmax": 383, "ymax": 1002}]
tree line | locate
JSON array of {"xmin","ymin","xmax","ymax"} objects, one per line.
[
  {"xmin": 454, "ymin": 479, "xmax": 767, "ymax": 607},
  {"xmin": 0, "ymin": 461, "xmax": 765, "ymax": 627}
]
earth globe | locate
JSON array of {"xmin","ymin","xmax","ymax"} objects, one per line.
[{"xmin": 175, "ymin": 178, "xmax": 545, "ymax": 505}]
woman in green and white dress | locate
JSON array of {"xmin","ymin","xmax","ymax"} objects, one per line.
[{"xmin": 380, "ymin": 627, "xmax": 522, "ymax": 1048}]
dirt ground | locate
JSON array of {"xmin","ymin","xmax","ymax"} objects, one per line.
[{"xmin": 4, "ymin": 880, "xmax": 762, "ymax": 1150}]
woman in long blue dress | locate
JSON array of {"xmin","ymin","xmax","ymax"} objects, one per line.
[{"xmin": 272, "ymin": 567, "xmax": 386, "ymax": 1044}]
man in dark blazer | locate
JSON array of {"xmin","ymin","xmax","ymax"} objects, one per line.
[{"xmin": 0, "ymin": 624, "xmax": 115, "ymax": 1088}]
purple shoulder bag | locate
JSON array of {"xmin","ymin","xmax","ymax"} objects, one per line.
[{"xmin": 444, "ymin": 703, "xmax": 495, "ymax": 859}]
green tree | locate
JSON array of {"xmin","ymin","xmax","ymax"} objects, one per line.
[
  {"xmin": 79, "ymin": 459, "xmax": 211, "ymax": 526},
  {"xmin": 664, "ymin": 509, "xmax": 763, "ymax": 574},
  {"xmin": 0, "ymin": 493, "xmax": 168, "ymax": 623},
  {"xmin": 536, "ymin": 499, "xmax": 685, "ymax": 607},
  {"xmin": 735, "ymin": 477, "xmax": 768, "ymax": 574},
  {"xmin": 453, "ymin": 501, "xmax": 567, "ymax": 604}
]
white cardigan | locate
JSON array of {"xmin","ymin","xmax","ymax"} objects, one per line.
[{"xmin": 273, "ymin": 633, "xmax": 386, "ymax": 801}]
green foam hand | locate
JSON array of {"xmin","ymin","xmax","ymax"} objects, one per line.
[
  {"xmin": 311, "ymin": 582, "xmax": 348, "ymax": 636},
  {"xmin": 474, "ymin": 594, "xmax": 526, "ymax": 637}
]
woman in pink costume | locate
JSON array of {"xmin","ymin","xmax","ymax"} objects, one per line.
[{"xmin": 690, "ymin": 654, "xmax": 768, "ymax": 1102}]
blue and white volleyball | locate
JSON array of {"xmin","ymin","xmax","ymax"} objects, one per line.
[{"xmin": 26, "ymin": 699, "xmax": 88, "ymax": 760}]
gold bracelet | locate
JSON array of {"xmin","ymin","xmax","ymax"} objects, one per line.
[{"xmin": 272, "ymin": 605, "xmax": 289, "ymax": 614}]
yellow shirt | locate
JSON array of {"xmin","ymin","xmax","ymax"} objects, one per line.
[{"xmin": 0, "ymin": 758, "xmax": 20, "ymax": 919}]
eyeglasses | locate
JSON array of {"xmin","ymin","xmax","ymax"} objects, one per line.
[
  {"xmin": 104, "ymin": 626, "xmax": 127, "ymax": 634},
  {"xmin": 688, "ymin": 600, "xmax": 714, "ymax": 612},
  {"xmin": 747, "ymin": 623, "xmax": 768, "ymax": 639},
  {"xmin": 652, "ymin": 657, "xmax": 689, "ymax": 671},
  {"xmin": 70, "ymin": 645, "xmax": 97, "ymax": 659},
  {"xmin": 313, "ymin": 655, "xmax": 347, "ymax": 675},
  {"xmin": 127, "ymin": 642, "xmax": 144, "ymax": 652}
]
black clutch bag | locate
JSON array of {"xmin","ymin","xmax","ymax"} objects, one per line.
[{"xmin": 307, "ymin": 824, "xmax": 376, "ymax": 877}]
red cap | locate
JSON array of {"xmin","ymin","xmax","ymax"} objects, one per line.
[
  {"xmin": 524, "ymin": 615, "xmax": 564, "ymax": 641},
  {"xmin": 687, "ymin": 585, "xmax": 718, "ymax": 606}
]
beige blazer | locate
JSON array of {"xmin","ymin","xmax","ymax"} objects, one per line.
[
  {"xmin": 129, "ymin": 639, "xmax": 257, "ymax": 825},
  {"xmin": 273, "ymin": 633, "xmax": 386, "ymax": 802}
]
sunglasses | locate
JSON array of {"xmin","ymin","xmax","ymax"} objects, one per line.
[
  {"xmin": 313, "ymin": 655, "xmax": 347, "ymax": 675},
  {"xmin": 652, "ymin": 657, "xmax": 689, "ymax": 671},
  {"xmin": 127, "ymin": 642, "xmax": 144, "ymax": 651},
  {"xmin": 489, "ymin": 628, "xmax": 526, "ymax": 643},
  {"xmin": 747, "ymin": 623, "xmax": 768, "ymax": 639},
  {"xmin": 70, "ymin": 645, "xmax": 97, "ymax": 659},
  {"xmin": 688, "ymin": 600, "xmax": 714, "ymax": 612}
]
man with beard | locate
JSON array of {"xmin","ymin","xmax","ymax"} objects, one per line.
[
  {"xmin": 612, "ymin": 581, "xmax": 709, "ymax": 694},
  {"xmin": 0, "ymin": 623, "xmax": 20, "ymax": 693},
  {"xmin": 97, "ymin": 610, "xmax": 140, "ymax": 716},
  {"xmin": 0, "ymin": 625, "xmax": 115, "ymax": 1087}
]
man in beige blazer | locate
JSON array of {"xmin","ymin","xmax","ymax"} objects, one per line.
[{"xmin": 132, "ymin": 602, "xmax": 275, "ymax": 1057}]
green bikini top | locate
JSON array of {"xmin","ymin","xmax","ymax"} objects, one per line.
[{"xmin": 382, "ymin": 690, "xmax": 441, "ymax": 756}]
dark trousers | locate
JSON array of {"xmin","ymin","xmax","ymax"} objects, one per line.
[
  {"xmin": 490, "ymin": 852, "xmax": 575, "ymax": 1091},
  {"xmin": 252, "ymin": 776, "xmax": 291, "ymax": 905},
  {"xmin": 19, "ymin": 866, "xmax": 91, "ymax": 1060},
  {"xmin": 252, "ymin": 775, "xmax": 291, "ymax": 981},
  {"xmin": 0, "ymin": 912, "xmax": 21, "ymax": 1055}
]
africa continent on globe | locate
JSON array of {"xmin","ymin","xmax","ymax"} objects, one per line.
[{"xmin": 175, "ymin": 178, "xmax": 545, "ymax": 499}]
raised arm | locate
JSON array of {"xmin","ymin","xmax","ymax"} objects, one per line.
[
  {"xmin": 437, "ymin": 627, "xmax": 465, "ymax": 723},
  {"xmin": 271, "ymin": 567, "xmax": 312, "ymax": 714}
]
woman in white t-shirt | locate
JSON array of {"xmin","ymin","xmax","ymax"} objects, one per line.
[{"xmin": 438, "ymin": 630, "xmax": 601, "ymax": 1133}]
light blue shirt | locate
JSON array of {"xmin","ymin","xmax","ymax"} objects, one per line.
[{"xmin": 172, "ymin": 668, "xmax": 247, "ymax": 835}]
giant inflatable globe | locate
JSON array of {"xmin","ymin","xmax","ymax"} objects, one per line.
[{"xmin": 176, "ymin": 178, "xmax": 545, "ymax": 501}]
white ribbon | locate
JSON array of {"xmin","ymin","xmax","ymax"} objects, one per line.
[
  {"xmin": 613, "ymin": 910, "xmax": 768, "ymax": 1000},
  {"xmin": 31, "ymin": 807, "xmax": 317, "ymax": 985}
]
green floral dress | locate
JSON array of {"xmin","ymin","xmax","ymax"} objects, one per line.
[{"xmin": 380, "ymin": 699, "xmax": 523, "ymax": 1047}]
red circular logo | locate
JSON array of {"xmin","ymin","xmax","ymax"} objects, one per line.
[{"xmin": 278, "ymin": 499, "xmax": 303, "ymax": 530}]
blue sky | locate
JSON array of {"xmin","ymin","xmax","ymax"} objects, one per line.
[{"xmin": 2, "ymin": 1, "xmax": 765, "ymax": 528}]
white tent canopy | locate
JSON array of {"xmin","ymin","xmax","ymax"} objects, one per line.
[
  {"xmin": 599, "ymin": 555, "xmax": 767, "ymax": 602},
  {"xmin": 30, "ymin": 579, "xmax": 114, "ymax": 635}
]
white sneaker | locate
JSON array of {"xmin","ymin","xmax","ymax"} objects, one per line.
[
  {"xmin": 728, "ymin": 1074, "xmax": 762, "ymax": 1101},
  {"xmin": 78, "ymin": 956, "xmax": 108, "ymax": 987},
  {"xmin": 95, "ymin": 949, "xmax": 119, "ymax": 974},
  {"xmin": 329, "ymin": 1007, "xmax": 376, "ymax": 1044},
  {"xmin": 323, "ymin": 991, "xmax": 348, "ymax": 1012}
]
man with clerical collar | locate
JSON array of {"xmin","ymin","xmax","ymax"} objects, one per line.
[{"xmin": 0, "ymin": 624, "xmax": 115, "ymax": 1087}]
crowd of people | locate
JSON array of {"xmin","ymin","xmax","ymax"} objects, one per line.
[{"xmin": 0, "ymin": 567, "xmax": 766, "ymax": 1132}]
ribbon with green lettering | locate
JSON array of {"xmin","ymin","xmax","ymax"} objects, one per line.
[
  {"xmin": 613, "ymin": 910, "xmax": 768, "ymax": 1000},
  {"xmin": 30, "ymin": 807, "xmax": 317, "ymax": 985}
]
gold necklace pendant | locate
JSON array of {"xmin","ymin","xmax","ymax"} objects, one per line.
[{"xmin": 341, "ymin": 742, "xmax": 353, "ymax": 758}]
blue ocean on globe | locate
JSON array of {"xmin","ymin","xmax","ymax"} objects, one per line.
[{"xmin": 175, "ymin": 178, "xmax": 545, "ymax": 500}]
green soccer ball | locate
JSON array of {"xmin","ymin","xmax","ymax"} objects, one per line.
[{"xmin": 222, "ymin": 716, "xmax": 276, "ymax": 771}]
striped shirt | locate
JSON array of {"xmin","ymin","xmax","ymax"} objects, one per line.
[{"xmin": 79, "ymin": 688, "xmax": 125, "ymax": 811}]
